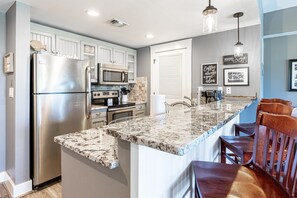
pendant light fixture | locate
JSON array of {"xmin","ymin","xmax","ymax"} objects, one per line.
[
  {"xmin": 233, "ymin": 12, "xmax": 244, "ymax": 57},
  {"xmin": 202, "ymin": 0, "xmax": 218, "ymax": 33}
]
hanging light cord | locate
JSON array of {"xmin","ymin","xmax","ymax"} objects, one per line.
[{"xmin": 237, "ymin": 16, "xmax": 240, "ymax": 43}]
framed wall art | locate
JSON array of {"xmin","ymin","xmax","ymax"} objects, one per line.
[
  {"xmin": 201, "ymin": 63, "xmax": 218, "ymax": 85},
  {"xmin": 289, "ymin": 59, "xmax": 297, "ymax": 91},
  {"xmin": 223, "ymin": 67, "xmax": 249, "ymax": 86}
]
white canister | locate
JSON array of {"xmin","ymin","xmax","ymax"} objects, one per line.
[{"xmin": 122, "ymin": 95, "xmax": 128, "ymax": 102}]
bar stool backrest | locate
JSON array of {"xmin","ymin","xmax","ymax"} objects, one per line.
[
  {"xmin": 260, "ymin": 98, "xmax": 292, "ymax": 106},
  {"xmin": 253, "ymin": 113, "xmax": 297, "ymax": 197}
]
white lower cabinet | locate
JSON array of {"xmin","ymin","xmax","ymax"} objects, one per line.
[
  {"xmin": 135, "ymin": 104, "xmax": 146, "ymax": 117},
  {"xmin": 91, "ymin": 109, "xmax": 107, "ymax": 128}
]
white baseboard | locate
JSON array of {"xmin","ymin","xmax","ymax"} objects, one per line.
[
  {"xmin": 0, "ymin": 171, "xmax": 8, "ymax": 182},
  {"xmin": 0, "ymin": 172, "xmax": 32, "ymax": 198}
]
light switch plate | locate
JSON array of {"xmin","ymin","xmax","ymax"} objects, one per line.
[
  {"xmin": 226, "ymin": 87, "xmax": 231, "ymax": 95},
  {"xmin": 9, "ymin": 87, "xmax": 14, "ymax": 98}
]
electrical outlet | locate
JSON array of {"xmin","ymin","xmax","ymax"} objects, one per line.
[{"xmin": 226, "ymin": 87, "xmax": 231, "ymax": 95}]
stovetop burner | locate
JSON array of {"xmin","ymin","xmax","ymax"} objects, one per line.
[{"xmin": 92, "ymin": 90, "xmax": 135, "ymax": 110}]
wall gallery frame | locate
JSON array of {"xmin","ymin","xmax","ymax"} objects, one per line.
[
  {"xmin": 223, "ymin": 67, "xmax": 249, "ymax": 86},
  {"xmin": 201, "ymin": 63, "xmax": 218, "ymax": 85},
  {"xmin": 289, "ymin": 59, "xmax": 297, "ymax": 91}
]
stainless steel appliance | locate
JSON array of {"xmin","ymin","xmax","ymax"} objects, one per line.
[
  {"xmin": 92, "ymin": 90, "xmax": 135, "ymax": 123},
  {"xmin": 202, "ymin": 90, "xmax": 222, "ymax": 103},
  {"xmin": 30, "ymin": 53, "xmax": 92, "ymax": 188},
  {"xmin": 99, "ymin": 63, "xmax": 128, "ymax": 85}
]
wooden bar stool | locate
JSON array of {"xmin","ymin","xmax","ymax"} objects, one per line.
[
  {"xmin": 193, "ymin": 113, "xmax": 297, "ymax": 198},
  {"xmin": 220, "ymin": 102, "xmax": 293, "ymax": 164},
  {"xmin": 234, "ymin": 98, "xmax": 292, "ymax": 136}
]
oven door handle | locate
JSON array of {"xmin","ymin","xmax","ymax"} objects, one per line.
[{"xmin": 108, "ymin": 106, "xmax": 136, "ymax": 112}]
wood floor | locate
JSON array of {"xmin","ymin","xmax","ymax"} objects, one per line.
[
  {"xmin": 0, "ymin": 182, "xmax": 62, "ymax": 198},
  {"xmin": 0, "ymin": 183, "xmax": 10, "ymax": 198}
]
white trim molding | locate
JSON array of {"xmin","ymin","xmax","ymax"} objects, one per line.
[
  {"xmin": 0, "ymin": 171, "xmax": 32, "ymax": 198},
  {"xmin": 263, "ymin": 31, "xmax": 297, "ymax": 39}
]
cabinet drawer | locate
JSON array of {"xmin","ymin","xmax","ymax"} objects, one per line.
[
  {"xmin": 91, "ymin": 111, "xmax": 107, "ymax": 119},
  {"xmin": 135, "ymin": 111, "xmax": 145, "ymax": 117},
  {"xmin": 135, "ymin": 104, "xmax": 145, "ymax": 111},
  {"xmin": 92, "ymin": 119, "xmax": 106, "ymax": 128}
]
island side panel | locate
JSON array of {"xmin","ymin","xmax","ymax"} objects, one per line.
[
  {"xmin": 61, "ymin": 140, "xmax": 131, "ymax": 198},
  {"xmin": 131, "ymin": 115, "xmax": 239, "ymax": 198}
]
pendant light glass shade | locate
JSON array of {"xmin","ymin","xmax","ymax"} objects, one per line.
[
  {"xmin": 234, "ymin": 42, "xmax": 243, "ymax": 57},
  {"xmin": 202, "ymin": 0, "xmax": 218, "ymax": 33},
  {"xmin": 233, "ymin": 12, "xmax": 244, "ymax": 57}
]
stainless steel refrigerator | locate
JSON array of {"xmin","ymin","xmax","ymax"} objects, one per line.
[{"xmin": 30, "ymin": 53, "xmax": 92, "ymax": 188}]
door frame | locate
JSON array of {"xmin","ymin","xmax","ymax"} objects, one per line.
[{"xmin": 150, "ymin": 39, "xmax": 192, "ymax": 100}]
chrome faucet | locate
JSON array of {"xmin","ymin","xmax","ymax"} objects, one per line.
[
  {"xmin": 184, "ymin": 96, "xmax": 198, "ymax": 107},
  {"xmin": 168, "ymin": 101, "xmax": 192, "ymax": 108}
]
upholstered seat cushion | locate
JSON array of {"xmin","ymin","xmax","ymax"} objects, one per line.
[{"xmin": 193, "ymin": 161, "xmax": 289, "ymax": 198}]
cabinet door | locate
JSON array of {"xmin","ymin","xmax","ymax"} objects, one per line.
[
  {"xmin": 56, "ymin": 36, "xmax": 80, "ymax": 59},
  {"xmin": 113, "ymin": 49, "xmax": 126, "ymax": 66},
  {"xmin": 30, "ymin": 30, "xmax": 56, "ymax": 52},
  {"xmin": 98, "ymin": 46, "xmax": 113, "ymax": 64},
  {"xmin": 81, "ymin": 42, "xmax": 98, "ymax": 84},
  {"xmin": 127, "ymin": 52, "xmax": 137, "ymax": 83}
]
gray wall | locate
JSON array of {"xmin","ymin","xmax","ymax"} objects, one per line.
[
  {"xmin": 6, "ymin": 2, "xmax": 31, "ymax": 184},
  {"xmin": 0, "ymin": 11, "xmax": 6, "ymax": 172},
  {"xmin": 137, "ymin": 47, "xmax": 151, "ymax": 115},
  {"xmin": 192, "ymin": 25, "xmax": 261, "ymax": 98},
  {"xmin": 263, "ymin": 7, "xmax": 297, "ymax": 106},
  {"xmin": 137, "ymin": 26, "xmax": 260, "ymax": 121}
]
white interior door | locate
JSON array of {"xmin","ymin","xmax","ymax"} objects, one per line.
[{"xmin": 156, "ymin": 50, "xmax": 185, "ymax": 103}]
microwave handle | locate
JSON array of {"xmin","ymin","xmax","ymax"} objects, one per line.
[{"xmin": 122, "ymin": 71, "xmax": 125, "ymax": 82}]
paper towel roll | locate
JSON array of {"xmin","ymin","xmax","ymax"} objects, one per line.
[{"xmin": 150, "ymin": 94, "xmax": 166, "ymax": 116}]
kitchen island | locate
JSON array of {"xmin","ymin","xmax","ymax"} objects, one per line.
[{"xmin": 55, "ymin": 98, "xmax": 255, "ymax": 198}]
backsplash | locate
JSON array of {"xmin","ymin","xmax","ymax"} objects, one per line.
[
  {"xmin": 128, "ymin": 77, "xmax": 147, "ymax": 102},
  {"xmin": 91, "ymin": 85, "xmax": 129, "ymax": 92}
]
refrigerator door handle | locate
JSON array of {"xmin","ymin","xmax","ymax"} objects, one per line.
[{"xmin": 85, "ymin": 66, "xmax": 91, "ymax": 119}]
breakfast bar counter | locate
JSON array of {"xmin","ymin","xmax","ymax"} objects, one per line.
[{"xmin": 55, "ymin": 98, "xmax": 255, "ymax": 198}]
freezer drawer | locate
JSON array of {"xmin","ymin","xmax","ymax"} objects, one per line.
[{"xmin": 32, "ymin": 93, "xmax": 91, "ymax": 186}]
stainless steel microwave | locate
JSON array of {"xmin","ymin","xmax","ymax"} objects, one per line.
[{"xmin": 99, "ymin": 63, "xmax": 128, "ymax": 85}]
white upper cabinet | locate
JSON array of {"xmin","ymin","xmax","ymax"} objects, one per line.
[
  {"xmin": 30, "ymin": 30, "xmax": 56, "ymax": 52},
  {"xmin": 98, "ymin": 46, "xmax": 113, "ymax": 64},
  {"xmin": 81, "ymin": 42, "xmax": 98, "ymax": 84},
  {"xmin": 98, "ymin": 46, "xmax": 126, "ymax": 66},
  {"xmin": 113, "ymin": 49, "xmax": 126, "ymax": 66},
  {"xmin": 127, "ymin": 52, "xmax": 137, "ymax": 83},
  {"xmin": 56, "ymin": 36, "xmax": 80, "ymax": 59}
]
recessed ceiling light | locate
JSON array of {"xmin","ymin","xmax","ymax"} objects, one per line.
[
  {"xmin": 146, "ymin": 34, "xmax": 154, "ymax": 39},
  {"xmin": 86, "ymin": 10, "xmax": 99, "ymax": 17}
]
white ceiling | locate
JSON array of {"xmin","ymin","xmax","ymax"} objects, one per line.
[
  {"xmin": 261, "ymin": 0, "xmax": 297, "ymax": 13},
  {"xmin": 0, "ymin": 0, "xmax": 261, "ymax": 48}
]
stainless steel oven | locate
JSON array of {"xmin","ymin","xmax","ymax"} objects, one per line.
[
  {"xmin": 92, "ymin": 90, "xmax": 136, "ymax": 124},
  {"xmin": 107, "ymin": 106, "xmax": 136, "ymax": 124},
  {"xmin": 99, "ymin": 63, "xmax": 128, "ymax": 85}
]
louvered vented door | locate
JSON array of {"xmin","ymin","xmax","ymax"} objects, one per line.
[{"xmin": 30, "ymin": 31, "xmax": 55, "ymax": 52}]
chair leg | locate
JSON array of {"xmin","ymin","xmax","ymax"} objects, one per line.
[
  {"xmin": 235, "ymin": 125, "xmax": 240, "ymax": 136},
  {"xmin": 221, "ymin": 140, "xmax": 226, "ymax": 163}
]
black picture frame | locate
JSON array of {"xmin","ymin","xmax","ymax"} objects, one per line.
[
  {"xmin": 289, "ymin": 59, "xmax": 297, "ymax": 91},
  {"xmin": 91, "ymin": 63, "xmax": 99, "ymax": 84},
  {"xmin": 223, "ymin": 67, "xmax": 249, "ymax": 86},
  {"xmin": 201, "ymin": 63, "xmax": 218, "ymax": 85}
]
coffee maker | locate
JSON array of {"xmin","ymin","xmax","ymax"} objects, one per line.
[{"xmin": 202, "ymin": 90, "xmax": 222, "ymax": 104}]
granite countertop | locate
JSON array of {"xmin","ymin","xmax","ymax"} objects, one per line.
[
  {"xmin": 91, "ymin": 105, "xmax": 108, "ymax": 110},
  {"xmin": 54, "ymin": 128, "xmax": 118, "ymax": 169},
  {"xmin": 105, "ymin": 98, "xmax": 255, "ymax": 156}
]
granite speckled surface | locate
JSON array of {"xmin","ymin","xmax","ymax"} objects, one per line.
[
  {"xmin": 105, "ymin": 99, "xmax": 255, "ymax": 156},
  {"xmin": 54, "ymin": 128, "xmax": 118, "ymax": 169},
  {"xmin": 91, "ymin": 105, "xmax": 108, "ymax": 110}
]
